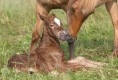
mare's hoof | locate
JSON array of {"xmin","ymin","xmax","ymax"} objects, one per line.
[
  {"xmin": 110, "ymin": 54, "xmax": 118, "ymax": 58},
  {"xmin": 110, "ymin": 52, "xmax": 118, "ymax": 58}
]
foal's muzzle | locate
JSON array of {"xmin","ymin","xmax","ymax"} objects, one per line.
[{"xmin": 59, "ymin": 31, "xmax": 66, "ymax": 41}]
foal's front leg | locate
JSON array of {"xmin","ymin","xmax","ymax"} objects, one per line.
[{"xmin": 105, "ymin": 0, "xmax": 118, "ymax": 57}]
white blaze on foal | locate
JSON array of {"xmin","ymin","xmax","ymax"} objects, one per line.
[{"xmin": 54, "ymin": 18, "xmax": 61, "ymax": 26}]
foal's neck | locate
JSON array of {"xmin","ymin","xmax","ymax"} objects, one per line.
[{"xmin": 39, "ymin": 28, "xmax": 60, "ymax": 48}]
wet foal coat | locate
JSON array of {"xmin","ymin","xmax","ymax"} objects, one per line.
[
  {"xmin": 30, "ymin": 0, "xmax": 118, "ymax": 58},
  {"xmin": 8, "ymin": 14, "xmax": 104, "ymax": 74}
]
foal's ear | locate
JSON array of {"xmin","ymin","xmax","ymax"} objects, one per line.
[
  {"xmin": 38, "ymin": 12, "xmax": 45, "ymax": 21},
  {"xmin": 51, "ymin": 12, "xmax": 55, "ymax": 17}
]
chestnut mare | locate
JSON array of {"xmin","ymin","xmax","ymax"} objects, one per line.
[
  {"xmin": 8, "ymin": 13, "xmax": 104, "ymax": 74},
  {"xmin": 30, "ymin": 0, "xmax": 118, "ymax": 59}
]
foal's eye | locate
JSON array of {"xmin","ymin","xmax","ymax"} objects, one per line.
[{"xmin": 50, "ymin": 24, "xmax": 53, "ymax": 27}]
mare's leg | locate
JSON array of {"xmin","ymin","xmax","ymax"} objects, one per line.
[
  {"xmin": 30, "ymin": 2, "xmax": 49, "ymax": 53},
  {"xmin": 105, "ymin": 0, "xmax": 118, "ymax": 57}
]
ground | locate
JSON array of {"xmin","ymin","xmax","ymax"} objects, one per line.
[{"xmin": 0, "ymin": 0, "xmax": 118, "ymax": 80}]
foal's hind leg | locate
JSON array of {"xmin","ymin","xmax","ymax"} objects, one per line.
[
  {"xmin": 30, "ymin": 2, "xmax": 49, "ymax": 53},
  {"xmin": 67, "ymin": 56, "xmax": 105, "ymax": 69},
  {"xmin": 105, "ymin": 0, "xmax": 118, "ymax": 57},
  {"xmin": 63, "ymin": 56, "xmax": 105, "ymax": 72}
]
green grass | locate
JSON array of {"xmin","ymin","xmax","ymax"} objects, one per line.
[{"xmin": 0, "ymin": 0, "xmax": 118, "ymax": 80}]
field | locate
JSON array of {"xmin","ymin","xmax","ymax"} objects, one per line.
[{"xmin": 0, "ymin": 0, "xmax": 118, "ymax": 80}]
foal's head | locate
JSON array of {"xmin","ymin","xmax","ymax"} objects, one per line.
[{"xmin": 38, "ymin": 13, "xmax": 65, "ymax": 41}]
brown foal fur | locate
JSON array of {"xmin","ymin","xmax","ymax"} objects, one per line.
[
  {"xmin": 30, "ymin": 0, "xmax": 118, "ymax": 59},
  {"xmin": 8, "ymin": 13, "xmax": 104, "ymax": 74}
]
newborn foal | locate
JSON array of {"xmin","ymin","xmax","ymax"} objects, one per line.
[{"xmin": 8, "ymin": 13, "xmax": 104, "ymax": 74}]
